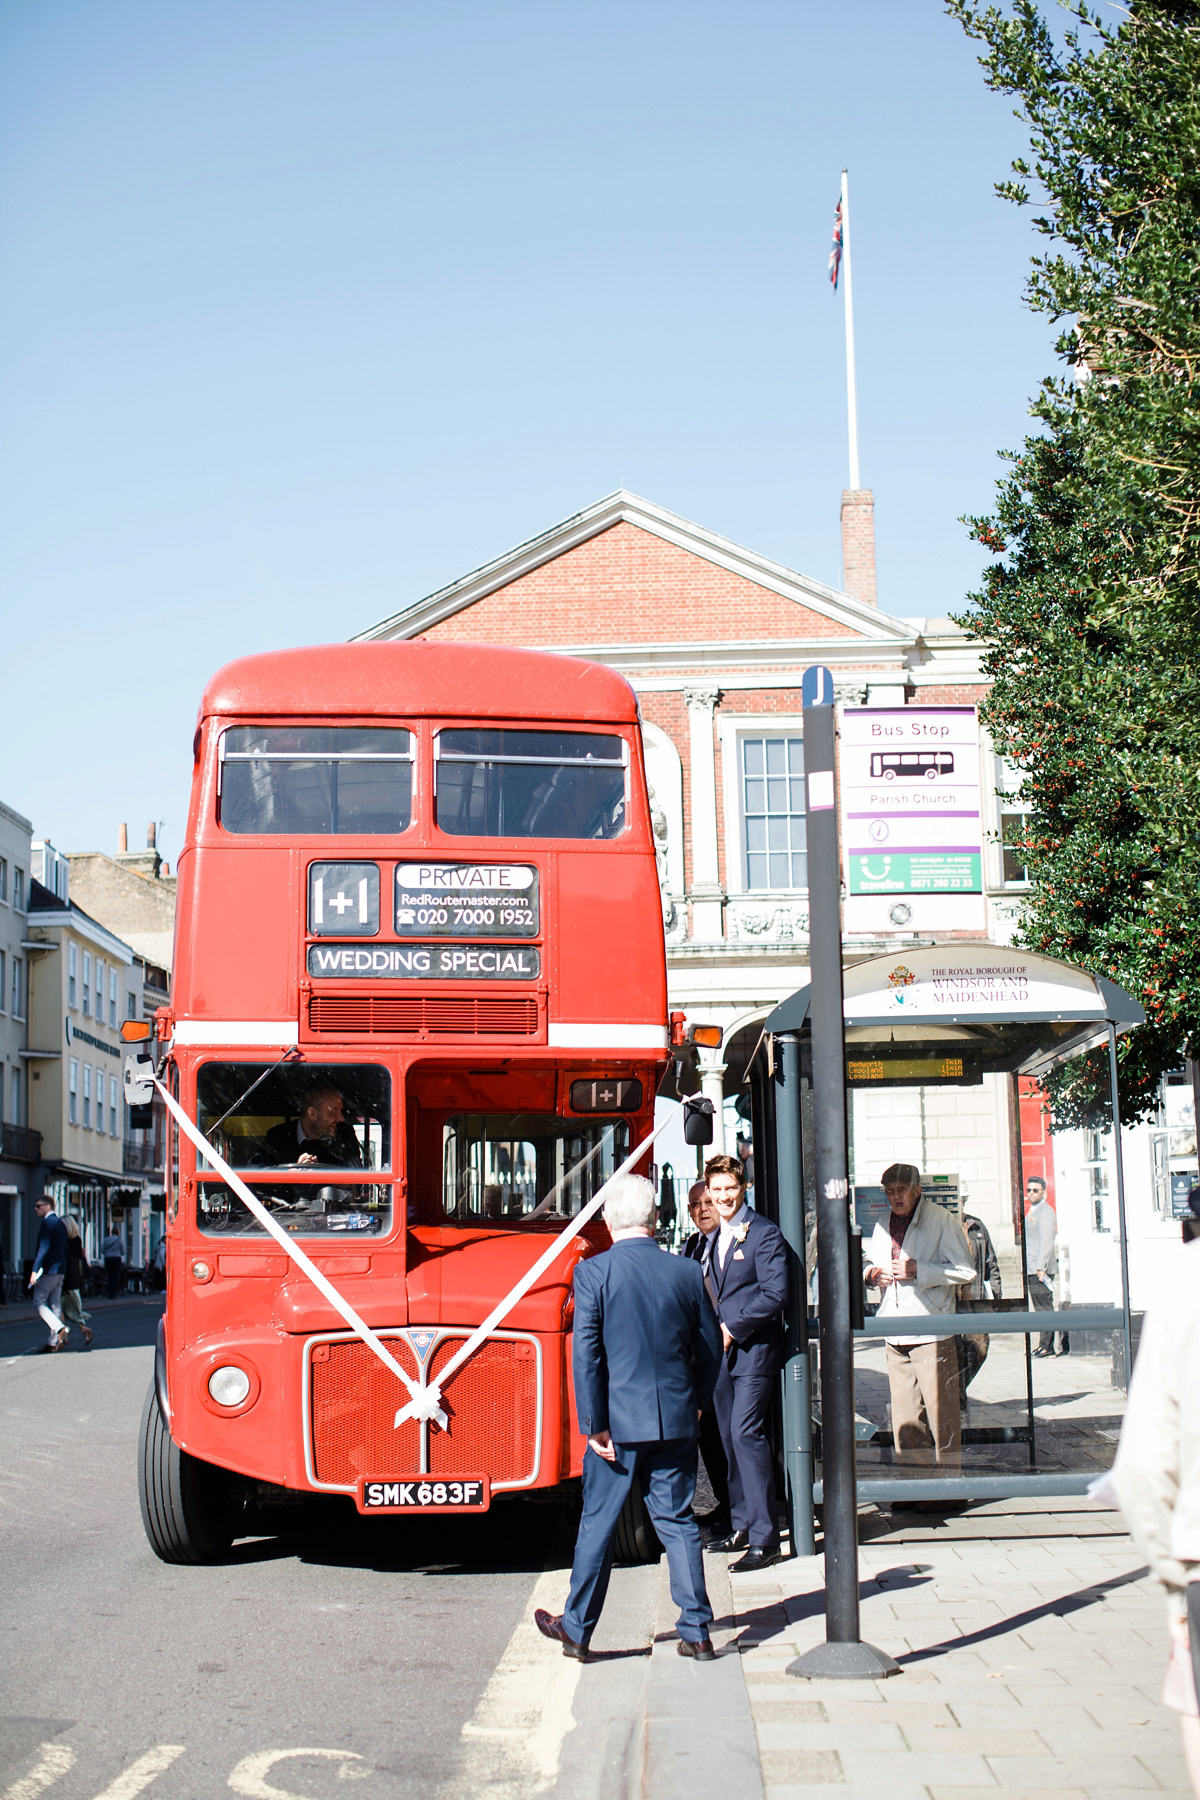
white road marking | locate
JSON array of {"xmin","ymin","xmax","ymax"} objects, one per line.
[
  {"xmin": 228, "ymin": 1750, "xmax": 366, "ymax": 1799},
  {"xmin": 442, "ymin": 1562, "xmax": 580, "ymax": 1800},
  {"xmin": 90, "ymin": 1746, "xmax": 186, "ymax": 1800},
  {"xmin": 2, "ymin": 1743, "xmax": 75, "ymax": 1800}
]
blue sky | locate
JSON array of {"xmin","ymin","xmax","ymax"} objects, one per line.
[{"xmin": 0, "ymin": 0, "xmax": 1057, "ymax": 872}]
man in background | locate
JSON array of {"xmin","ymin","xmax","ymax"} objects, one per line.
[
  {"xmin": 1025, "ymin": 1177, "xmax": 1067, "ymax": 1356},
  {"xmin": 28, "ymin": 1194, "xmax": 68, "ymax": 1353},
  {"xmin": 682, "ymin": 1180, "xmax": 731, "ymax": 1540},
  {"xmin": 536, "ymin": 1173, "xmax": 722, "ymax": 1662},
  {"xmin": 100, "ymin": 1220, "xmax": 125, "ymax": 1300}
]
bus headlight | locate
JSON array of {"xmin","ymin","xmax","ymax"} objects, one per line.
[{"xmin": 208, "ymin": 1365, "xmax": 251, "ymax": 1407}]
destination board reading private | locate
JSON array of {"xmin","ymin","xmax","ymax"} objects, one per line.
[{"xmin": 394, "ymin": 863, "xmax": 539, "ymax": 939}]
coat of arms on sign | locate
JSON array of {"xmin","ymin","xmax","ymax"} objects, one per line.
[{"xmin": 887, "ymin": 965, "xmax": 918, "ymax": 1008}]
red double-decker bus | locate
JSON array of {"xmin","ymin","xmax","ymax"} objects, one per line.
[{"xmin": 138, "ymin": 643, "xmax": 671, "ymax": 1562}]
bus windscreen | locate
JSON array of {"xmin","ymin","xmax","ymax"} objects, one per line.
[
  {"xmin": 196, "ymin": 1062, "xmax": 390, "ymax": 1168},
  {"xmin": 197, "ymin": 1179, "xmax": 392, "ymax": 1237},
  {"xmin": 219, "ymin": 727, "xmax": 413, "ymax": 835},
  {"xmin": 435, "ymin": 729, "xmax": 626, "ymax": 839},
  {"xmin": 441, "ymin": 1111, "xmax": 630, "ymax": 1226}
]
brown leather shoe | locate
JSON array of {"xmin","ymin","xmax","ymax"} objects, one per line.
[
  {"xmin": 677, "ymin": 1636, "xmax": 715, "ymax": 1661},
  {"xmin": 534, "ymin": 1609, "xmax": 589, "ymax": 1661}
]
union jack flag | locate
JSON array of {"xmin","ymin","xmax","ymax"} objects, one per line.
[{"xmin": 829, "ymin": 196, "xmax": 843, "ymax": 290}]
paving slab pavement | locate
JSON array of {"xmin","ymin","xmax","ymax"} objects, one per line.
[{"xmin": 674, "ymin": 1499, "xmax": 1192, "ymax": 1800}]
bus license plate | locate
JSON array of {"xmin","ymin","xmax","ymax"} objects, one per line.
[{"xmin": 358, "ymin": 1476, "xmax": 490, "ymax": 1515}]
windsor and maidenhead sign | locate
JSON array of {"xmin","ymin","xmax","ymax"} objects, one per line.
[
  {"xmin": 307, "ymin": 943, "xmax": 541, "ymax": 981},
  {"xmin": 395, "ymin": 864, "xmax": 539, "ymax": 939}
]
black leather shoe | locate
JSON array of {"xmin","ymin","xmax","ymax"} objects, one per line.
[
  {"xmin": 534, "ymin": 1609, "xmax": 589, "ymax": 1661},
  {"xmin": 730, "ymin": 1545, "xmax": 782, "ymax": 1573},
  {"xmin": 677, "ymin": 1636, "xmax": 715, "ymax": 1661},
  {"xmin": 1057, "ymin": 1342, "xmax": 1071, "ymax": 1356},
  {"xmin": 706, "ymin": 1530, "xmax": 749, "ymax": 1554}
]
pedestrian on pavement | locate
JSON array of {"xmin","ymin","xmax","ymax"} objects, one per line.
[
  {"xmin": 101, "ymin": 1224, "xmax": 125, "ymax": 1299},
  {"xmin": 682, "ymin": 1179, "xmax": 731, "ymax": 1540},
  {"xmin": 60, "ymin": 1217, "xmax": 93, "ymax": 1349},
  {"xmin": 28, "ymin": 1194, "xmax": 69, "ymax": 1353},
  {"xmin": 864, "ymin": 1164, "xmax": 975, "ymax": 1507},
  {"xmin": 702, "ymin": 1153, "xmax": 788, "ymax": 1572},
  {"xmin": 956, "ymin": 1206, "xmax": 1002, "ymax": 1404},
  {"xmin": 536, "ymin": 1172, "xmax": 722, "ymax": 1663},
  {"xmin": 1024, "ymin": 1177, "xmax": 1068, "ymax": 1355},
  {"xmin": 1112, "ymin": 1233, "xmax": 1200, "ymax": 1797}
]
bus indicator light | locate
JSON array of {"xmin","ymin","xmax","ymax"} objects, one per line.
[{"xmin": 309, "ymin": 863, "xmax": 380, "ymax": 937}]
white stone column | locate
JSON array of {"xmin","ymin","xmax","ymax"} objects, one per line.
[
  {"xmin": 698, "ymin": 1050, "xmax": 727, "ymax": 1157},
  {"xmin": 684, "ymin": 686, "xmax": 724, "ymax": 943}
]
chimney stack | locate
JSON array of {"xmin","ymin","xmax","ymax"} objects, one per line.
[
  {"xmin": 117, "ymin": 822, "xmax": 128, "ymax": 853},
  {"xmin": 841, "ymin": 488, "xmax": 878, "ymax": 606},
  {"xmin": 147, "ymin": 821, "xmax": 157, "ymax": 849}
]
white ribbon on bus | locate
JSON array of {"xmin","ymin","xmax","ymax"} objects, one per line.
[{"xmin": 154, "ymin": 1076, "xmax": 681, "ymax": 1434}]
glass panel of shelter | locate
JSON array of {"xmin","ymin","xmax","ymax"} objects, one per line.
[{"xmin": 792, "ymin": 1040, "xmax": 1132, "ymax": 1495}]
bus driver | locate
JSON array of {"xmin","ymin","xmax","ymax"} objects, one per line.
[{"xmin": 262, "ymin": 1082, "xmax": 364, "ymax": 1169}]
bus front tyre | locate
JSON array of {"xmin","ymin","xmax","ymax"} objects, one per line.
[
  {"xmin": 138, "ymin": 1382, "xmax": 242, "ymax": 1563},
  {"xmin": 613, "ymin": 1483, "xmax": 662, "ymax": 1565}
]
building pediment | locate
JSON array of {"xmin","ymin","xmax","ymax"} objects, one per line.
[{"xmin": 356, "ymin": 491, "xmax": 916, "ymax": 648}]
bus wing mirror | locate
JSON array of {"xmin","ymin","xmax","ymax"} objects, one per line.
[
  {"xmin": 124, "ymin": 1049, "xmax": 155, "ymax": 1130},
  {"xmin": 682, "ymin": 1095, "xmax": 714, "ymax": 1146}
]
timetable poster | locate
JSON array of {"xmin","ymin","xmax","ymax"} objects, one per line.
[{"xmin": 839, "ymin": 706, "xmax": 986, "ymax": 935}]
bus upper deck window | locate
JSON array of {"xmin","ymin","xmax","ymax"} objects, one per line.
[
  {"xmin": 435, "ymin": 729, "xmax": 627, "ymax": 840},
  {"xmin": 218, "ymin": 727, "xmax": 414, "ymax": 835}
]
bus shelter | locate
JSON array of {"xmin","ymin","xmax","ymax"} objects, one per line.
[{"xmin": 746, "ymin": 946, "xmax": 1143, "ymax": 1553}]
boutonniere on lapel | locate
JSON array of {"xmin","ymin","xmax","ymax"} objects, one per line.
[{"xmin": 731, "ymin": 1221, "xmax": 750, "ymax": 1259}]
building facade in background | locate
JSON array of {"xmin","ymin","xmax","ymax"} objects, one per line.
[
  {"xmin": 24, "ymin": 852, "xmax": 144, "ymax": 1267},
  {"xmin": 0, "ymin": 800, "xmax": 35, "ymax": 1268}
]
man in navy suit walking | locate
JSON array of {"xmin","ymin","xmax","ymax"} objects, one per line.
[
  {"xmin": 702, "ymin": 1154, "xmax": 788, "ymax": 1571},
  {"xmin": 536, "ymin": 1172, "xmax": 723, "ymax": 1662}
]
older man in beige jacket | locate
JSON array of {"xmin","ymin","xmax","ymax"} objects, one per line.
[
  {"xmin": 864, "ymin": 1163, "xmax": 976, "ymax": 1489},
  {"xmin": 1112, "ymin": 1236, "xmax": 1200, "ymax": 1794}
]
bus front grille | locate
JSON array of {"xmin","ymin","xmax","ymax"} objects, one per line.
[
  {"xmin": 307, "ymin": 995, "xmax": 540, "ymax": 1035},
  {"xmin": 309, "ymin": 1335, "xmax": 539, "ymax": 1487}
]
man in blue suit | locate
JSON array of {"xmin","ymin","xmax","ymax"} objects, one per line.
[
  {"xmin": 702, "ymin": 1154, "xmax": 788, "ymax": 1571},
  {"xmin": 28, "ymin": 1194, "xmax": 69, "ymax": 1353},
  {"xmin": 536, "ymin": 1172, "xmax": 723, "ymax": 1662}
]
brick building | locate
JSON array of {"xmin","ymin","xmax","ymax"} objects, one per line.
[{"xmin": 356, "ymin": 491, "xmax": 1031, "ymax": 1237}]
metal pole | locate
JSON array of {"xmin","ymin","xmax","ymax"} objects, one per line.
[
  {"xmin": 1107, "ymin": 1025, "xmax": 1135, "ymax": 1388},
  {"xmin": 775, "ymin": 1033, "xmax": 814, "ymax": 1558},
  {"xmin": 1011, "ymin": 1074, "xmax": 1037, "ymax": 1470},
  {"xmin": 788, "ymin": 668, "xmax": 896, "ymax": 1681},
  {"xmin": 841, "ymin": 169, "xmax": 860, "ymax": 491}
]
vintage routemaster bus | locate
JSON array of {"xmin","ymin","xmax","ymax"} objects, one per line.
[{"xmin": 138, "ymin": 643, "xmax": 671, "ymax": 1562}]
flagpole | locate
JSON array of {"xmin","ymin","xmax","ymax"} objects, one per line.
[{"xmin": 840, "ymin": 168, "xmax": 860, "ymax": 490}]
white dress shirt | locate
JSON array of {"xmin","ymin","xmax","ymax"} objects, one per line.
[{"xmin": 716, "ymin": 1203, "xmax": 750, "ymax": 1270}]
